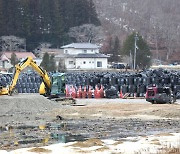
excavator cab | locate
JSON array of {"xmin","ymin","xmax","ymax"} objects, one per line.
[
  {"xmin": 0, "ymin": 85, "xmax": 8, "ymax": 95},
  {"xmin": 50, "ymin": 73, "xmax": 65, "ymax": 97}
]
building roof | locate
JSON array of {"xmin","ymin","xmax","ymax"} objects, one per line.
[
  {"xmin": 41, "ymin": 48, "xmax": 64, "ymax": 55},
  {"xmin": 1, "ymin": 52, "xmax": 36, "ymax": 60},
  {"xmin": 61, "ymin": 43, "xmax": 99, "ymax": 49},
  {"xmin": 75, "ymin": 53, "xmax": 109, "ymax": 58},
  {"xmin": 0, "ymin": 54, "xmax": 9, "ymax": 61}
]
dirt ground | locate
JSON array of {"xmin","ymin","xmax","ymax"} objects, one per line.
[
  {"xmin": 0, "ymin": 94, "xmax": 180, "ymax": 151},
  {"xmin": 55, "ymin": 98, "xmax": 180, "ymax": 119}
]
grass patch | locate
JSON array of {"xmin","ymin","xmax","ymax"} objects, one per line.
[
  {"xmin": 71, "ymin": 138, "xmax": 104, "ymax": 148},
  {"xmin": 28, "ymin": 147, "xmax": 52, "ymax": 153}
]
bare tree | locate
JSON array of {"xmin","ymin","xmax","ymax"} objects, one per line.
[
  {"xmin": 38, "ymin": 42, "xmax": 52, "ymax": 49},
  {"xmin": 33, "ymin": 42, "xmax": 52, "ymax": 57},
  {"xmin": 68, "ymin": 24, "xmax": 105, "ymax": 43},
  {"xmin": 0, "ymin": 36, "xmax": 26, "ymax": 52},
  {"xmin": 159, "ymin": 13, "xmax": 179, "ymax": 61},
  {"xmin": 93, "ymin": 0, "xmax": 180, "ymax": 62}
]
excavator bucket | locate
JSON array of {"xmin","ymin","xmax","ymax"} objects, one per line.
[{"xmin": 0, "ymin": 87, "xmax": 8, "ymax": 95}]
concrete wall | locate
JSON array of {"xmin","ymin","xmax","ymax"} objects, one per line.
[
  {"xmin": 0, "ymin": 61, "xmax": 12, "ymax": 69},
  {"xmin": 65, "ymin": 58, "xmax": 76, "ymax": 69},
  {"xmin": 75, "ymin": 58, "xmax": 107, "ymax": 69}
]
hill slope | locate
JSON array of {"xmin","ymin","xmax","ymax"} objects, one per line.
[{"xmin": 93, "ymin": 0, "xmax": 180, "ymax": 62}]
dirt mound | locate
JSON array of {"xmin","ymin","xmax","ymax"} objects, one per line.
[
  {"xmin": 0, "ymin": 94, "xmax": 53, "ymax": 113},
  {"xmin": 72, "ymin": 138, "xmax": 104, "ymax": 148},
  {"xmin": 0, "ymin": 94, "xmax": 59, "ymax": 125}
]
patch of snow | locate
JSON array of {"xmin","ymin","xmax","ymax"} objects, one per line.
[{"xmin": 2, "ymin": 133, "xmax": 179, "ymax": 154}]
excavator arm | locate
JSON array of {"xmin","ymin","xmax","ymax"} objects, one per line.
[{"xmin": 1, "ymin": 56, "xmax": 51, "ymax": 95}]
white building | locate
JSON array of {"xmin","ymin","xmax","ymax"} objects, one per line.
[{"xmin": 58, "ymin": 43, "xmax": 109, "ymax": 70}]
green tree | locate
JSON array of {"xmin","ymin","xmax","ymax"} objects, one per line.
[
  {"xmin": 40, "ymin": 52, "xmax": 50, "ymax": 71},
  {"xmin": 87, "ymin": 0, "xmax": 101, "ymax": 25},
  {"xmin": 108, "ymin": 36, "xmax": 121, "ymax": 62},
  {"xmin": 111, "ymin": 36, "xmax": 121, "ymax": 62},
  {"xmin": 49, "ymin": 54, "xmax": 56, "ymax": 72},
  {"xmin": 0, "ymin": 0, "xmax": 4, "ymax": 36},
  {"xmin": 40, "ymin": 52, "xmax": 57, "ymax": 72},
  {"xmin": 0, "ymin": 0, "xmax": 100, "ymax": 51},
  {"xmin": 10, "ymin": 52, "xmax": 18, "ymax": 66},
  {"xmin": 122, "ymin": 32, "xmax": 151, "ymax": 69}
]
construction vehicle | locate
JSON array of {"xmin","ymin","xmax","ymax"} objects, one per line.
[
  {"xmin": 145, "ymin": 85, "xmax": 176, "ymax": 104},
  {"xmin": 0, "ymin": 56, "xmax": 65, "ymax": 97}
]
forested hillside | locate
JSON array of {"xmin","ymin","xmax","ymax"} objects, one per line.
[
  {"xmin": 93, "ymin": 0, "xmax": 180, "ymax": 62},
  {"xmin": 0, "ymin": 0, "xmax": 100, "ymax": 51},
  {"xmin": 1, "ymin": 0, "xmax": 179, "ymax": 62}
]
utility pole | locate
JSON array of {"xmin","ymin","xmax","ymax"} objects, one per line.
[{"xmin": 134, "ymin": 33, "xmax": 138, "ymax": 70}]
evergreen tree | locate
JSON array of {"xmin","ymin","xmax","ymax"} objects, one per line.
[
  {"xmin": 49, "ymin": 54, "xmax": 56, "ymax": 72},
  {"xmin": 0, "ymin": 0, "xmax": 4, "ymax": 36},
  {"xmin": 112, "ymin": 36, "xmax": 121, "ymax": 62},
  {"xmin": 40, "ymin": 52, "xmax": 50, "ymax": 71},
  {"xmin": 108, "ymin": 36, "xmax": 121, "ymax": 62},
  {"xmin": 51, "ymin": 0, "xmax": 65, "ymax": 45},
  {"xmin": 40, "ymin": 53, "xmax": 57, "ymax": 72},
  {"xmin": 4, "ymin": 0, "xmax": 20, "ymax": 35},
  {"xmin": 87, "ymin": 0, "xmax": 101, "ymax": 25},
  {"xmin": 18, "ymin": 0, "xmax": 31, "ymax": 36},
  {"xmin": 0, "ymin": 0, "xmax": 100, "ymax": 51},
  {"xmin": 10, "ymin": 53, "xmax": 18, "ymax": 66},
  {"xmin": 122, "ymin": 32, "xmax": 151, "ymax": 69}
]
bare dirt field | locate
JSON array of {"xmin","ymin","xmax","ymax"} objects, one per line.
[{"xmin": 0, "ymin": 94, "xmax": 180, "ymax": 152}]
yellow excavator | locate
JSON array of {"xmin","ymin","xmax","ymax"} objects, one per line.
[{"xmin": 0, "ymin": 56, "xmax": 65, "ymax": 97}]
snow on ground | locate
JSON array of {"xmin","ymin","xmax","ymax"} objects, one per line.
[{"xmin": 1, "ymin": 133, "xmax": 179, "ymax": 154}]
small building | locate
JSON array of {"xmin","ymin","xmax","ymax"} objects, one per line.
[
  {"xmin": 0, "ymin": 52, "xmax": 36, "ymax": 70},
  {"xmin": 58, "ymin": 43, "xmax": 109, "ymax": 70}
]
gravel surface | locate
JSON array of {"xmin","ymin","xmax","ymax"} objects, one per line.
[
  {"xmin": 0, "ymin": 94, "xmax": 60, "ymax": 125},
  {"xmin": 0, "ymin": 94, "xmax": 180, "ymax": 150}
]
